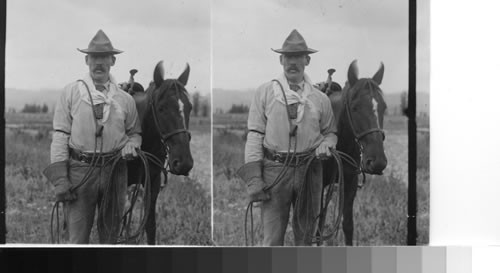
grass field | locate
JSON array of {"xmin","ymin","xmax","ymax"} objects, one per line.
[
  {"xmin": 213, "ymin": 114, "xmax": 429, "ymax": 246},
  {"xmin": 5, "ymin": 113, "xmax": 212, "ymax": 245}
]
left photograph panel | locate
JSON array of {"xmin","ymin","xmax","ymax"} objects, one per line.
[{"xmin": 5, "ymin": 0, "xmax": 211, "ymax": 245}]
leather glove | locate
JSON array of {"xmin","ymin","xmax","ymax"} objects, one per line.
[
  {"xmin": 43, "ymin": 161, "xmax": 77, "ymax": 202},
  {"xmin": 237, "ymin": 160, "xmax": 271, "ymax": 202}
]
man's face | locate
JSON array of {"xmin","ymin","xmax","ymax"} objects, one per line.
[
  {"xmin": 280, "ymin": 54, "xmax": 310, "ymax": 83},
  {"xmin": 85, "ymin": 54, "xmax": 116, "ymax": 83}
]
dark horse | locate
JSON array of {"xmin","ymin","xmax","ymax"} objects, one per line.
[
  {"xmin": 126, "ymin": 61, "xmax": 194, "ymax": 244},
  {"xmin": 322, "ymin": 60, "xmax": 387, "ymax": 245}
]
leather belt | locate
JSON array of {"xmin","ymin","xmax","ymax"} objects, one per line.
[
  {"xmin": 69, "ymin": 148, "xmax": 118, "ymax": 166},
  {"xmin": 263, "ymin": 148, "xmax": 314, "ymax": 166}
]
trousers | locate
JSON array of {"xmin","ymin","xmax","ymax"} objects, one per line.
[
  {"xmin": 260, "ymin": 157, "xmax": 323, "ymax": 246},
  {"xmin": 64, "ymin": 158, "xmax": 127, "ymax": 244}
]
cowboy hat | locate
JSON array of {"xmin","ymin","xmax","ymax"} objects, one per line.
[
  {"xmin": 272, "ymin": 29, "xmax": 318, "ymax": 55},
  {"xmin": 77, "ymin": 29, "xmax": 123, "ymax": 55}
]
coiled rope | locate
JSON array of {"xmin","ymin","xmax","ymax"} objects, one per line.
[
  {"xmin": 243, "ymin": 80, "xmax": 361, "ymax": 246},
  {"xmin": 50, "ymin": 80, "xmax": 168, "ymax": 244},
  {"xmin": 50, "ymin": 149, "xmax": 167, "ymax": 244},
  {"xmin": 243, "ymin": 148, "xmax": 357, "ymax": 246}
]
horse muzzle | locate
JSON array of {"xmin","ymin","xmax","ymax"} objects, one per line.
[
  {"xmin": 363, "ymin": 156, "xmax": 387, "ymax": 175},
  {"xmin": 169, "ymin": 156, "xmax": 194, "ymax": 176}
]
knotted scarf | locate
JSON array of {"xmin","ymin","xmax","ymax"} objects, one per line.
[
  {"xmin": 78, "ymin": 73, "xmax": 121, "ymax": 123},
  {"xmin": 272, "ymin": 73, "xmax": 315, "ymax": 123}
]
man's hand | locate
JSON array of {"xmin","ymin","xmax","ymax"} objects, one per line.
[
  {"xmin": 121, "ymin": 142, "xmax": 139, "ymax": 160},
  {"xmin": 237, "ymin": 160, "xmax": 270, "ymax": 203},
  {"xmin": 55, "ymin": 180, "xmax": 77, "ymax": 202},
  {"xmin": 315, "ymin": 142, "xmax": 333, "ymax": 160},
  {"xmin": 247, "ymin": 177, "xmax": 271, "ymax": 203},
  {"xmin": 43, "ymin": 161, "xmax": 76, "ymax": 202}
]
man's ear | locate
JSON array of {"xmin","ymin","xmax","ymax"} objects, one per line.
[
  {"xmin": 305, "ymin": 55, "xmax": 311, "ymax": 65},
  {"xmin": 279, "ymin": 55, "xmax": 284, "ymax": 65},
  {"xmin": 85, "ymin": 55, "xmax": 89, "ymax": 65},
  {"xmin": 111, "ymin": 55, "xmax": 116, "ymax": 66}
]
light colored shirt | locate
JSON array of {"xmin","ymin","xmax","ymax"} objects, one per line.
[
  {"xmin": 50, "ymin": 73, "xmax": 142, "ymax": 163},
  {"xmin": 244, "ymin": 73, "xmax": 337, "ymax": 163}
]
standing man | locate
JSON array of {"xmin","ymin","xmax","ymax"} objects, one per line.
[
  {"xmin": 238, "ymin": 29, "xmax": 337, "ymax": 246},
  {"xmin": 43, "ymin": 30, "xmax": 142, "ymax": 244}
]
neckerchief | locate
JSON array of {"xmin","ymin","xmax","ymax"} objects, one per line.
[
  {"xmin": 78, "ymin": 73, "xmax": 121, "ymax": 123},
  {"xmin": 272, "ymin": 73, "xmax": 314, "ymax": 123}
]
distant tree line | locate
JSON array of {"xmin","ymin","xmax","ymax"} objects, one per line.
[
  {"xmin": 228, "ymin": 104, "xmax": 249, "ymax": 114},
  {"xmin": 191, "ymin": 92, "xmax": 210, "ymax": 117},
  {"xmin": 21, "ymin": 103, "xmax": 49, "ymax": 113}
]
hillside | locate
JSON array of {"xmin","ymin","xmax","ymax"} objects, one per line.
[
  {"xmin": 5, "ymin": 87, "xmax": 211, "ymax": 112},
  {"xmin": 213, "ymin": 88, "xmax": 429, "ymax": 115}
]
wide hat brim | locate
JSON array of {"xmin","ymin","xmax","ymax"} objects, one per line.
[
  {"xmin": 78, "ymin": 29, "xmax": 123, "ymax": 55},
  {"xmin": 77, "ymin": 48, "xmax": 123, "ymax": 55},
  {"xmin": 271, "ymin": 48, "xmax": 318, "ymax": 55},
  {"xmin": 272, "ymin": 29, "xmax": 318, "ymax": 55}
]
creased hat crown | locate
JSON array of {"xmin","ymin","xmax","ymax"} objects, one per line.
[
  {"xmin": 272, "ymin": 29, "xmax": 318, "ymax": 55},
  {"xmin": 77, "ymin": 29, "xmax": 123, "ymax": 55}
]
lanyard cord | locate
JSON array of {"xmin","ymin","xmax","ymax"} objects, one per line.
[
  {"xmin": 51, "ymin": 80, "xmax": 108, "ymax": 244},
  {"xmin": 244, "ymin": 80, "xmax": 357, "ymax": 246}
]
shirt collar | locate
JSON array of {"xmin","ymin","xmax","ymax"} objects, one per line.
[
  {"xmin": 94, "ymin": 81, "xmax": 110, "ymax": 92},
  {"xmin": 288, "ymin": 80, "xmax": 305, "ymax": 91}
]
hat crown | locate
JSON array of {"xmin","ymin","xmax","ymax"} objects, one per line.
[
  {"xmin": 283, "ymin": 29, "xmax": 307, "ymax": 50},
  {"xmin": 90, "ymin": 30, "xmax": 112, "ymax": 48},
  {"xmin": 272, "ymin": 29, "xmax": 318, "ymax": 54},
  {"xmin": 78, "ymin": 29, "xmax": 123, "ymax": 54}
]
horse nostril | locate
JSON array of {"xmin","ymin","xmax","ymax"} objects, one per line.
[
  {"xmin": 365, "ymin": 158, "xmax": 374, "ymax": 169},
  {"xmin": 172, "ymin": 159, "xmax": 180, "ymax": 170}
]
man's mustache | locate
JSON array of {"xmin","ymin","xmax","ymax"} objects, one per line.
[{"xmin": 93, "ymin": 65, "xmax": 106, "ymax": 72}]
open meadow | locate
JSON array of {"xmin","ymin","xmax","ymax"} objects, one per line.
[
  {"xmin": 5, "ymin": 113, "xmax": 212, "ymax": 245},
  {"xmin": 213, "ymin": 113, "xmax": 429, "ymax": 246}
]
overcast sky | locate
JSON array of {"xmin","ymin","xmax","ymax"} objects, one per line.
[
  {"xmin": 213, "ymin": 0, "xmax": 429, "ymax": 94},
  {"xmin": 6, "ymin": 0, "xmax": 429, "ymax": 95},
  {"xmin": 6, "ymin": 0, "xmax": 210, "ymax": 94}
]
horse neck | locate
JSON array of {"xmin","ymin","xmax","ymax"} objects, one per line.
[
  {"xmin": 141, "ymin": 101, "xmax": 165, "ymax": 157},
  {"xmin": 336, "ymin": 111, "xmax": 360, "ymax": 162},
  {"xmin": 334, "ymin": 90, "xmax": 360, "ymax": 163}
]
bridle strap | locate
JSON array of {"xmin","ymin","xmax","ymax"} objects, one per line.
[
  {"xmin": 149, "ymin": 80, "xmax": 191, "ymax": 150},
  {"xmin": 343, "ymin": 80, "xmax": 385, "ymax": 173},
  {"xmin": 162, "ymin": 128, "xmax": 191, "ymax": 142},
  {"xmin": 344, "ymin": 81, "xmax": 385, "ymax": 143},
  {"xmin": 357, "ymin": 128, "xmax": 385, "ymax": 141}
]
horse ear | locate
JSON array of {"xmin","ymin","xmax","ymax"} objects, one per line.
[
  {"xmin": 372, "ymin": 62, "xmax": 384, "ymax": 85},
  {"xmin": 178, "ymin": 63, "xmax": 190, "ymax": 86},
  {"xmin": 154, "ymin": 61, "xmax": 164, "ymax": 87},
  {"xmin": 347, "ymin": 60, "xmax": 359, "ymax": 87}
]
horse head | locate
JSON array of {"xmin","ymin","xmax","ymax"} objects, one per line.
[
  {"xmin": 340, "ymin": 60, "xmax": 387, "ymax": 175},
  {"xmin": 147, "ymin": 61, "xmax": 194, "ymax": 175}
]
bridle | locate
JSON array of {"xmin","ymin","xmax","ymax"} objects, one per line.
[
  {"xmin": 149, "ymin": 80, "xmax": 191, "ymax": 168},
  {"xmin": 343, "ymin": 79, "xmax": 385, "ymax": 171}
]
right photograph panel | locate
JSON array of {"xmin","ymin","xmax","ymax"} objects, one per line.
[{"xmin": 212, "ymin": 0, "xmax": 429, "ymax": 246}]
